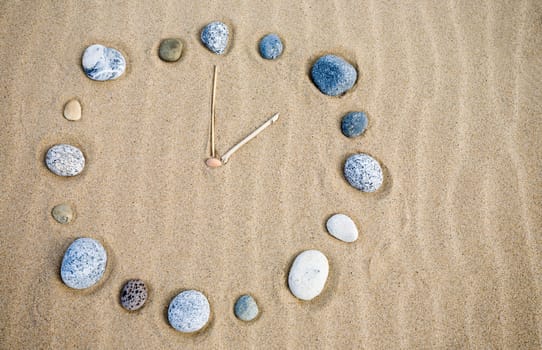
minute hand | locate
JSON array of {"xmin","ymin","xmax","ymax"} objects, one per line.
[{"xmin": 220, "ymin": 112, "xmax": 280, "ymax": 165}]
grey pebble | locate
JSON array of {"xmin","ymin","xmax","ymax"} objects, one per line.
[
  {"xmin": 341, "ymin": 111, "xmax": 368, "ymax": 138},
  {"xmin": 52, "ymin": 204, "xmax": 74, "ymax": 224},
  {"xmin": 343, "ymin": 153, "xmax": 383, "ymax": 192},
  {"xmin": 201, "ymin": 21, "xmax": 229, "ymax": 55},
  {"xmin": 234, "ymin": 294, "xmax": 259, "ymax": 321},
  {"xmin": 120, "ymin": 279, "xmax": 148, "ymax": 311},
  {"xmin": 259, "ymin": 33, "xmax": 283, "ymax": 60},
  {"xmin": 82, "ymin": 44, "xmax": 126, "ymax": 81},
  {"xmin": 60, "ymin": 237, "xmax": 107, "ymax": 289},
  {"xmin": 310, "ymin": 54, "xmax": 357, "ymax": 96},
  {"xmin": 168, "ymin": 290, "xmax": 210, "ymax": 333},
  {"xmin": 45, "ymin": 144, "xmax": 85, "ymax": 177},
  {"xmin": 159, "ymin": 38, "xmax": 183, "ymax": 62}
]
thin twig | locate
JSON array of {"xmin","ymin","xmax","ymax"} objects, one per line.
[{"xmin": 211, "ymin": 65, "xmax": 218, "ymax": 157}]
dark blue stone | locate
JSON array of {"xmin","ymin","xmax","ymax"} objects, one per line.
[
  {"xmin": 341, "ymin": 111, "xmax": 368, "ymax": 138},
  {"xmin": 259, "ymin": 34, "xmax": 283, "ymax": 60},
  {"xmin": 310, "ymin": 55, "xmax": 357, "ymax": 96}
]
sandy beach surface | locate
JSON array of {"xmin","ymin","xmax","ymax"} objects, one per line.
[{"xmin": 1, "ymin": 1, "xmax": 541, "ymax": 349}]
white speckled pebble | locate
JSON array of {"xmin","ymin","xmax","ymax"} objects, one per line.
[
  {"xmin": 343, "ymin": 153, "xmax": 383, "ymax": 192},
  {"xmin": 45, "ymin": 144, "xmax": 85, "ymax": 177},
  {"xmin": 326, "ymin": 214, "xmax": 358, "ymax": 243},
  {"xmin": 200, "ymin": 21, "xmax": 229, "ymax": 55},
  {"xmin": 288, "ymin": 250, "xmax": 329, "ymax": 301},
  {"xmin": 168, "ymin": 290, "xmax": 210, "ymax": 333},
  {"xmin": 60, "ymin": 237, "xmax": 107, "ymax": 289}
]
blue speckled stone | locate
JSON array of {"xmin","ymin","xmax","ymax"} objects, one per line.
[
  {"xmin": 201, "ymin": 21, "xmax": 229, "ymax": 55},
  {"xmin": 168, "ymin": 290, "xmax": 210, "ymax": 333},
  {"xmin": 234, "ymin": 294, "xmax": 259, "ymax": 321},
  {"xmin": 310, "ymin": 55, "xmax": 357, "ymax": 96},
  {"xmin": 82, "ymin": 44, "xmax": 126, "ymax": 81},
  {"xmin": 259, "ymin": 34, "xmax": 283, "ymax": 60},
  {"xmin": 341, "ymin": 112, "xmax": 368, "ymax": 138},
  {"xmin": 343, "ymin": 153, "xmax": 383, "ymax": 192},
  {"xmin": 60, "ymin": 238, "xmax": 107, "ymax": 289}
]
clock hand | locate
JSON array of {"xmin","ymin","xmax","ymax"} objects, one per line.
[
  {"xmin": 220, "ymin": 112, "xmax": 280, "ymax": 165},
  {"xmin": 206, "ymin": 66, "xmax": 222, "ymax": 168}
]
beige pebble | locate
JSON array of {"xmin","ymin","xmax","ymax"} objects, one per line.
[
  {"xmin": 52, "ymin": 204, "xmax": 75, "ymax": 224},
  {"xmin": 63, "ymin": 99, "xmax": 81, "ymax": 121},
  {"xmin": 206, "ymin": 158, "xmax": 222, "ymax": 168}
]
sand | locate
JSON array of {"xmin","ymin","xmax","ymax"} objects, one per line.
[{"xmin": 1, "ymin": 1, "xmax": 541, "ymax": 349}]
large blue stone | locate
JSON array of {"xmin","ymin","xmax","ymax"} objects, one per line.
[{"xmin": 311, "ymin": 55, "xmax": 357, "ymax": 96}]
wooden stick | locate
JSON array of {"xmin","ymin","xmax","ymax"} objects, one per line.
[
  {"xmin": 220, "ymin": 113, "xmax": 279, "ymax": 164},
  {"xmin": 211, "ymin": 65, "xmax": 218, "ymax": 157}
]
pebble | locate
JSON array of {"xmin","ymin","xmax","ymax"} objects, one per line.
[
  {"xmin": 159, "ymin": 38, "xmax": 183, "ymax": 62},
  {"xmin": 60, "ymin": 237, "xmax": 107, "ymax": 289},
  {"xmin": 201, "ymin": 21, "xmax": 229, "ymax": 55},
  {"xmin": 288, "ymin": 250, "xmax": 329, "ymax": 301},
  {"xmin": 310, "ymin": 54, "xmax": 357, "ymax": 96},
  {"xmin": 51, "ymin": 204, "xmax": 74, "ymax": 224},
  {"xmin": 234, "ymin": 294, "xmax": 259, "ymax": 321},
  {"xmin": 343, "ymin": 153, "xmax": 383, "ymax": 192},
  {"xmin": 120, "ymin": 279, "xmax": 148, "ymax": 311},
  {"xmin": 45, "ymin": 144, "xmax": 85, "ymax": 177},
  {"xmin": 63, "ymin": 99, "xmax": 81, "ymax": 121},
  {"xmin": 341, "ymin": 111, "xmax": 368, "ymax": 138},
  {"xmin": 326, "ymin": 214, "xmax": 358, "ymax": 242},
  {"xmin": 82, "ymin": 44, "xmax": 126, "ymax": 81},
  {"xmin": 168, "ymin": 290, "xmax": 210, "ymax": 333},
  {"xmin": 259, "ymin": 34, "xmax": 283, "ymax": 60}
]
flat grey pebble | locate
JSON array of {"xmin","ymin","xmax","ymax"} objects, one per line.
[
  {"xmin": 326, "ymin": 214, "xmax": 358, "ymax": 242},
  {"xmin": 45, "ymin": 144, "xmax": 85, "ymax": 177},
  {"xmin": 120, "ymin": 279, "xmax": 148, "ymax": 311},
  {"xmin": 61, "ymin": 237, "xmax": 107, "ymax": 289},
  {"xmin": 159, "ymin": 38, "xmax": 183, "ymax": 62},
  {"xmin": 82, "ymin": 44, "xmax": 126, "ymax": 81},
  {"xmin": 168, "ymin": 290, "xmax": 210, "ymax": 333},
  {"xmin": 51, "ymin": 204, "xmax": 74, "ymax": 224},
  {"xmin": 259, "ymin": 33, "xmax": 283, "ymax": 60},
  {"xmin": 310, "ymin": 54, "xmax": 357, "ymax": 96},
  {"xmin": 234, "ymin": 294, "xmax": 259, "ymax": 321},
  {"xmin": 201, "ymin": 21, "xmax": 229, "ymax": 55},
  {"xmin": 341, "ymin": 111, "xmax": 368, "ymax": 138},
  {"xmin": 343, "ymin": 153, "xmax": 383, "ymax": 192},
  {"xmin": 288, "ymin": 250, "xmax": 329, "ymax": 301}
]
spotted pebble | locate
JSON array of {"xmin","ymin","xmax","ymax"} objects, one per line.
[
  {"xmin": 326, "ymin": 214, "xmax": 358, "ymax": 242},
  {"xmin": 343, "ymin": 153, "xmax": 383, "ymax": 192},
  {"xmin": 310, "ymin": 54, "xmax": 357, "ymax": 96},
  {"xmin": 341, "ymin": 111, "xmax": 368, "ymax": 138},
  {"xmin": 259, "ymin": 33, "xmax": 283, "ymax": 60},
  {"xmin": 82, "ymin": 44, "xmax": 126, "ymax": 81},
  {"xmin": 200, "ymin": 21, "xmax": 229, "ymax": 55},
  {"xmin": 288, "ymin": 250, "xmax": 329, "ymax": 301},
  {"xmin": 45, "ymin": 144, "xmax": 85, "ymax": 177},
  {"xmin": 60, "ymin": 237, "xmax": 107, "ymax": 289},
  {"xmin": 168, "ymin": 290, "xmax": 210, "ymax": 333},
  {"xmin": 120, "ymin": 279, "xmax": 148, "ymax": 311},
  {"xmin": 234, "ymin": 294, "xmax": 259, "ymax": 321}
]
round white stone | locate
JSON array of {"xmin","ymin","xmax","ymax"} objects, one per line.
[
  {"xmin": 288, "ymin": 250, "xmax": 329, "ymax": 301},
  {"xmin": 45, "ymin": 144, "xmax": 85, "ymax": 176},
  {"xmin": 326, "ymin": 214, "xmax": 359, "ymax": 243},
  {"xmin": 60, "ymin": 238, "xmax": 107, "ymax": 289},
  {"xmin": 168, "ymin": 290, "xmax": 210, "ymax": 333}
]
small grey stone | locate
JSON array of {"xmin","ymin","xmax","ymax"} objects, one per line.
[
  {"xmin": 310, "ymin": 54, "xmax": 357, "ymax": 96},
  {"xmin": 168, "ymin": 290, "xmax": 210, "ymax": 333},
  {"xmin": 234, "ymin": 294, "xmax": 259, "ymax": 321},
  {"xmin": 326, "ymin": 214, "xmax": 358, "ymax": 242},
  {"xmin": 52, "ymin": 204, "xmax": 74, "ymax": 224},
  {"xmin": 341, "ymin": 111, "xmax": 368, "ymax": 138},
  {"xmin": 200, "ymin": 21, "xmax": 229, "ymax": 55},
  {"xmin": 61, "ymin": 237, "xmax": 107, "ymax": 289},
  {"xmin": 120, "ymin": 279, "xmax": 148, "ymax": 311},
  {"xmin": 82, "ymin": 44, "xmax": 126, "ymax": 81},
  {"xmin": 288, "ymin": 250, "xmax": 329, "ymax": 301},
  {"xmin": 45, "ymin": 144, "xmax": 85, "ymax": 177},
  {"xmin": 259, "ymin": 33, "xmax": 283, "ymax": 60},
  {"xmin": 159, "ymin": 38, "xmax": 183, "ymax": 62},
  {"xmin": 343, "ymin": 153, "xmax": 383, "ymax": 192}
]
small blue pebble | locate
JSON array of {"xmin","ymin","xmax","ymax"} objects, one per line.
[
  {"xmin": 234, "ymin": 294, "xmax": 259, "ymax": 321},
  {"xmin": 310, "ymin": 54, "xmax": 357, "ymax": 96},
  {"xmin": 201, "ymin": 21, "xmax": 229, "ymax": 55},
  {"xmin": 341, "ymin": 111, "xmax": 368, "ymax": 138},
  {"xmin": 259, "ymin": 34, "xmax": 283, "ymax": 60}
]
